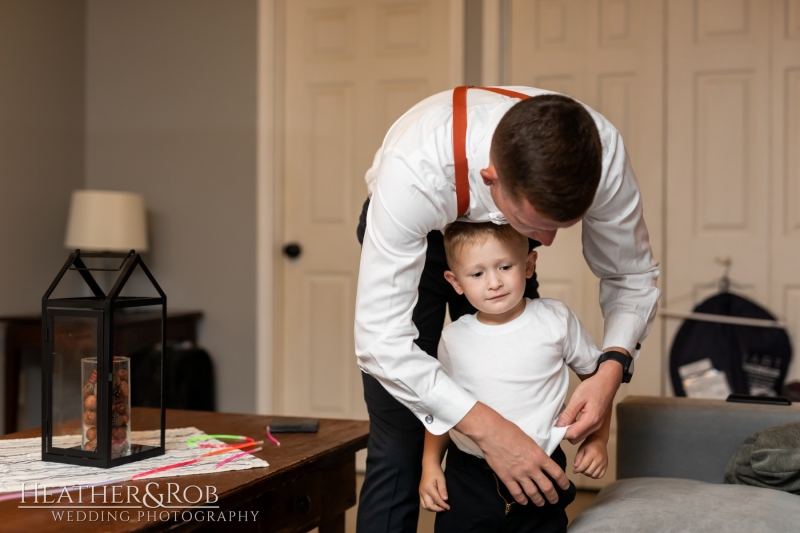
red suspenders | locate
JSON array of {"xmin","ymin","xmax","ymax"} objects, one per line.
[{"xmin": 452, "ymin": 86, "xmax": 531, "ymax": 217}]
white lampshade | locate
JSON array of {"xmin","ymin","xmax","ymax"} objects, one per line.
[{"xmin": 64, "ymin": 190, "xmax": 148, "ymax": 252}]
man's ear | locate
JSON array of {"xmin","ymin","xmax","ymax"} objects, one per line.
[
  {"xmin": 443, "ymin": 270, "xmax": 464, "ymax": 295},
  {"xmin": 479, "ymin": 164, "xmax": 499, "ymax": 187},
  {"xmin": 525, "ymin": 250, "xmax": 538, "ymax": 279}
]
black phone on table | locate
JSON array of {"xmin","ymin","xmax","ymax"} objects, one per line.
[
  {"xmin": 726, "ymin": 393, "xmax": 792, "ymax": 406},
  {"xmin": 268, "ymin": 417, "xmax": 319, "ymax": 433}
]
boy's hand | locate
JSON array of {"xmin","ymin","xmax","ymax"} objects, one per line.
[
  {"xmin": 573, "ymin": 436, "xmax": 608, "ymax": 479},
  {"xmin": 419, "ymin": 464, "xmax": 450, "ymax": 512}
]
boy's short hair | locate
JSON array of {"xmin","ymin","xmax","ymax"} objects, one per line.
[
  {"xmin": 491, "ymin": 94, "xmax": 602, "ymax": 223},
  {"xmin": 443, "ymin": 222, "xmax": 528, "ymax": 267}
]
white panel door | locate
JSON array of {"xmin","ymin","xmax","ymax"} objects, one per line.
[
  {"xmin": 665, "ymin": 0, "xmax": 772, "ymax": 385},
  {"xmin": 771, "ymin": 0, "xmax": 800, "ymax": 384},
  {"xmin": 278, "ymin": 0, "xmax": 463, "ymax": 422},
  {"xmin": 506, "ymin": 0, "xmax": 665, "ymax": 489}
]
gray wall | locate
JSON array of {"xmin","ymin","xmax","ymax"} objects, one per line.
[
  {"xmin": 0, "ymin": 0, "xmax": 86, "ymax": 315},
  {"xmin": 0, "ymin": 0, "xmax": 86, "ymax": 429},
  {"xmin": 0, "ymin": 0, "xmax": 259, "ymax": 428},
  {"xmin": 84, "ymin": 0, "xmax": 258, "ymax": 414}
]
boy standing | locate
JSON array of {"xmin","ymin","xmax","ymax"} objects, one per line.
[{"xmin": 419, "ymin": 222, "xmax": 611, "ymax": 533}]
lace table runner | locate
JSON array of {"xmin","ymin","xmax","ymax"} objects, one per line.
[{"xmin": 0, "ymin": 427, "xmax": 269, "ymax": 494}]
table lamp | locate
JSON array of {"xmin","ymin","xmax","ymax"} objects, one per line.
[{"xmin": 64, "ymin": 190, "xmax": 148, "ymax": 252}]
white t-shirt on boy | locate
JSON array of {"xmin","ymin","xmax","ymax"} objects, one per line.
[{"xmin": 439, "ymin": 298, "xmax": 602, "ymax": 458}]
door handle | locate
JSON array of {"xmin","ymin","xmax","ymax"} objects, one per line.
[{"xmin": 282, "ymin": 243, "xmax": 302, "ymax": 259}]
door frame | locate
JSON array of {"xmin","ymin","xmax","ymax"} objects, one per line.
[
  {"xmin": 256, "ymin": 0, "xmax": 281, "ymax": 415},
  {"xmin": 256, "ymin": 0, "xmax": 467, "ymax": 414}
]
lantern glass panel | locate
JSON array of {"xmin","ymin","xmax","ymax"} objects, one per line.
[
  {"xmin": 113, "ymin": 305, "xmax": 163, "ymax": 458},
  {"xmin": 49, "ymin": 313, "xmax": 100, "ymax": 457}
]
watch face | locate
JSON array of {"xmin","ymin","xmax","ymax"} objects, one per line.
[{"xmin": 628, "ymin": 357, "xmax": 634, "ymax": 376}]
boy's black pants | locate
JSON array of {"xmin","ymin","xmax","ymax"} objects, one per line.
[
  {"xmin": 435, "ymin": 443, "xmax": 576, "ymax": 533},
  {"xmin": 355, "ymin": 198, "xmax": 541, "ymax": 533}
]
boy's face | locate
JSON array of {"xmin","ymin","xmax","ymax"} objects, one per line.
[{"xmin": 444, "ymin": 235, "xmax": 537, "ymax": 316}]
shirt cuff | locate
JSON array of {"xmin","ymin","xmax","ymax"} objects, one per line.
[
  {"xmin": 602, "ymin": 312, "xmax": 645, "ymax": 357},
  {"xmin": 411, "ymin": 375, "xmax": 477, "ymax": 435}
]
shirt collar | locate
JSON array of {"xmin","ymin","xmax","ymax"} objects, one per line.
[{"xmin": 468, "ymin": 136, "xmax": 506, "ymax": 224}]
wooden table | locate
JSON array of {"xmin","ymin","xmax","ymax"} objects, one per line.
[
  {"xmin": 0, "ymin": 409, "xmax": 370, "ymax": 532},
  {"xmin": 0, "ymin": 312, "xmax": 203, "ymax": 434}
]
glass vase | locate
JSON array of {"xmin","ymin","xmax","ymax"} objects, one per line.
[{"xmin": 81, "ymin": 356, "xmax": 131, "ymax": 457}]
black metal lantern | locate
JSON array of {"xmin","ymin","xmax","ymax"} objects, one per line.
[{"xmin": 41, "ymin": 250, "xmax": 166, "ymax": 468}]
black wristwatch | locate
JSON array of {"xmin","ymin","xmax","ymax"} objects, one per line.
[{"xmin": 596, "ymin": 350, "xmax": 634, "ymax": 383}]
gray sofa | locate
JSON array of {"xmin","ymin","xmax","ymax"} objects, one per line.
[{"xmin": 569, "ymin": 396, "xmax": 800, "ymax": 533}]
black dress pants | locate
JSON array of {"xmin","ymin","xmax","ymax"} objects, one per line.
[
  {"xmin": 355, "ymin": 198, "xmax": 540, "ymax": 533},
  {"xmin": 435, "ymin": 443, "xmax": 576, "ymax": 533}
]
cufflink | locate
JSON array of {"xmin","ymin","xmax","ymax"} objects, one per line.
[{"xmin": 425, "ymin": 415, "xmax": 433, "ymax": 424}]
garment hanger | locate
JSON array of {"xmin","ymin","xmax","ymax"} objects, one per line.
[
  {"xmin": 713, "ymin": 255, "xmax": 749, "ymax": 294},
  {"xmin": 664, "ymin": 256, "xmax": 734, "ymax": 306},
  {"xmin": 660, "ymin": 256, "xmax": 785, "ymax": 329}
]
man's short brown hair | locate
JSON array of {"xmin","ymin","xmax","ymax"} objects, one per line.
[
  {"xmin": 443, "ymin": 221, "xmax": 528, "ymax": 267},
  {"xmin": 491, "ymin": 94, "xmax": 602, "ymax": 222}
]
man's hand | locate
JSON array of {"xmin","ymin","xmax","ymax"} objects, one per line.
[
  {"xmin": 455, "ymin": 402, "xmax": 570, "ymax": 507},
  {"xmin": 556, "ymin": 347, "xmax": 625, "ymax": 443}
]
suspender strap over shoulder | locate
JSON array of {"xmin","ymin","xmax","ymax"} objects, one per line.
[{"xmin": 452, "ymin": 86, "xmax": 531, "ymax": 217}]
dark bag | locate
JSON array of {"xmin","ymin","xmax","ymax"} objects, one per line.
[
  {"xmin": 670, "ymin": 292, "xmax": 792, "ymax": 396},
  {"xmin": 131, "ymin": 347, "xmax": 216, "ymax": 411}
]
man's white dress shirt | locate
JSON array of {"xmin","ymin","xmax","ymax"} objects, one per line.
[
  {"xmin": 355, "ymin": 87, "xmax": 660, "ymax": 435},
  {"xmin": 440, "ymin": 299, "xmax": 601, "ymax": 458}
]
